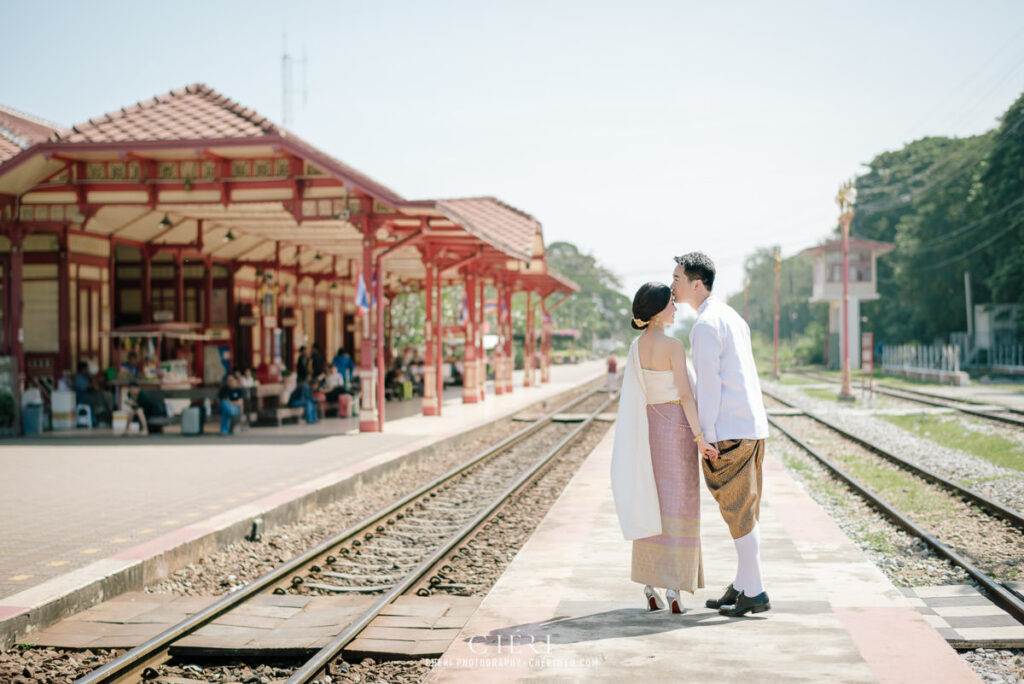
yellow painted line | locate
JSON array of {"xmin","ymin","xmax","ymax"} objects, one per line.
[
  {"xmin": 259, "ymin": 487, "xmax": 271, "ymax": 492},
  {"xmin": 161, "ymin": 520, "xmax": 178, "ymax": 526},
  {"xmin": 287, "ymin": 476, "xmax": 298, "ymax": 482},
  {"xmin": 47, "ymin": 560, "xmax": 69, "ymax": 567},
  {"xmin": 241, "ymin": 492, "xmax": 253, "ymax": 497},
  {"xmin": 206, "ymin": 505, "xmax": 221, "ymax": 510},
  {"xmin": 225, "ymin": 498, "xmax": 237, "ymax": 503},
  {"xmin": 8, "ymin": 574, "xmax": 31, "ymax": 581},
  {"xmin": 185, "ymin": 512, "xmax": 200, "ymax": 518},
  {"xmin": 111, "ymin": 538, "xmax": 129, "ymax": 543},
  {"xmin": 139, "ymin": 528, "xmax": 155, "ymax": 534},
  {"xmin": 80, "ymin": 549, "xmax": 100, "ymax": 555}
]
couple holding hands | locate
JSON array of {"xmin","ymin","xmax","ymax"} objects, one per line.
[{"xmin": 612, "ymin": 252, "xmax": 770, "ymax": 617}]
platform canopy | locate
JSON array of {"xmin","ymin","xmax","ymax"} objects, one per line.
[{"xmin": 0, "ymin": 84, "xmax": 574, "ymax": 294}]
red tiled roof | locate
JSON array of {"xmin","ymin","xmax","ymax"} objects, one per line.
[
  {"xmin": 53, "ymin": 84, "xmax": 276, "ymax": 143},
  {"xmin": 434, "ymin": 197, "xmax": 539, "ymax": 262},
  {"xmin": 41, "ymin": 83, "xmax": 406, "ymax": 204},
  {"xmin": 0, "ymin": 104, "xmax": 62, "ymax": 162}
]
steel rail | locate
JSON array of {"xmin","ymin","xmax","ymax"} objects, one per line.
[
  {"xmin": 769, "ymin": 416, "xmax": 1024, "ymax": 626},
  {"xmin": 791, "ymin": 369, "xmax": 1024, "ymax": 425},
  {"xmin": 286, "ymin": 395, "xmax": 614, "ymax": 683},
  {"xmin": 876, "ymin": 382, "xmax": 1024, "ymax": 416},
  {"xmin": 75, "ymin": 386, "xmax": 605, "ymax": 684},
  {"xmin": 763, "ymin": 389, "xmax": 1024, "ymax": 531},
  {"xmin": 872, "ymin": 385, "xmax": 1024, "ymax": 428}
]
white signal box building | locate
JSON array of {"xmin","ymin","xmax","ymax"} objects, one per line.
[{"xmin": 799, "ymin": 238, "xmax": 895, "ymax": 370}]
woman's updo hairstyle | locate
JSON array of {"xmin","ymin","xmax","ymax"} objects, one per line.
[{"xmin": 631, "ymin": 282, "xmax": 671, "ymax": 330}]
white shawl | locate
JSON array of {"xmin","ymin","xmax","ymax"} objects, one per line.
[{"xmin": 610, "ymin": 338, "xmax": 663, "ymax": 540}]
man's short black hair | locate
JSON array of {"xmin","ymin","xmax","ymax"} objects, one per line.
[{"xmin": 674, "ymin": 252, "xmax": 715, "ymax": 291}]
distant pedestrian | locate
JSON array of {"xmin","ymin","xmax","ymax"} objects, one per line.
[
  {"xmin": 332, "ymin": 347, "xmax": 355, "ymax": 388},
  {"xmin": 311, "ymin": 342, "xmax": 326, "ymax": 378},
  {"xmin": 295, "ymin": 346, "xmax": 311, "ymax": 384},
  {"xmin": 607, "ymin": 353, "xmax": 618, "ymax": 391}
]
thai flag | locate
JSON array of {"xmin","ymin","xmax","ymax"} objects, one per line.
[{"xmin": 356, "ymin": 272, "xmax": 370, "ymax": 316}]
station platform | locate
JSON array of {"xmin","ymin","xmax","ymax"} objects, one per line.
[
  {"xmin": 0, "ymin": 361, "xmax": 605, "ymax": 646},
  {"xmin": 427, "ymin": 428, "xmax": 983, "ymax": 683}
]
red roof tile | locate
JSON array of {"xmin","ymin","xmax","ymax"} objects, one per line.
[
  {"xmin": 2, "ymin": 83, "xmax": 408, "ymax": 205},
  {"xmin": 55, "ymin": 84, "xmax": 276, "ymax": 143},
  {"xmin": 0, "ymin": 104, "xmax": 62, "ymax": 163},
  {"xmin": 434, "ymin": 197, "xmax": 540, "ymax": 262}
]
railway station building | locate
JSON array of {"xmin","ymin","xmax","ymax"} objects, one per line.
[{"xmin": 0, "ymin": 84, "xmax": 576, "ymax": 433}]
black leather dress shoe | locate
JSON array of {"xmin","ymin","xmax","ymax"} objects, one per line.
[
  {"xmin": 705, "ymin": 584, "xmax": 740, "ymax": 610},
  {"xmin": 719, "ymin": 590, "xmax": 771, "ymax": 617}
]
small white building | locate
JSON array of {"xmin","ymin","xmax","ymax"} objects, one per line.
[{"xmin": 799, "ymin": 238, "xmax": 895, "ymax": 370}]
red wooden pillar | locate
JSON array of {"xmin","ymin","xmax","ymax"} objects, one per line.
[
  {"xmin": 503, "ymin": 284, "xmax": 514, "ymax": 394},
  {"xmin": 422, "ymin": 255, "xmax": 438, "ymax": 415},
  {"xmin": 107, "ymin": 238, "xmax": 115, "ymax": 369},
  {"xmin": 494, "ymin": 282, "xmax": 506, "ymax": 396},
  {"xmin": 523, "ymin": 290, "xmax": 534, "ymax": 387},
  {"xmin": 174, "ymin": 252, "xmax": 184, "ymax": 322},
  {"xmin": 463, "ymin": 272, "xmax": 478, "ymax": 403},
  {"xmin": 358, "ymin": 231, "xmax": 379, "ymax": 432},
  {"xmin": 9, "ymin": 228, "xmax": 25, "ymax": 393},
  {"xmin": 375, "ymin": 258, "xmax": 386, "ymax": 432},
  {"xmin": 541, "ymin": 300, "xmax": 552, "ymax": 383},
  {"xmin": 476, "ymin": 278, "xmax": 485, "ymax": 401},
  {"xmin": 58, "ymin": 228, "xmax": 71, "ymax": 376},
  {"xmin": 435, "ymin": 269, "xmax": 443, "ymax": 413},
  {"xmin": 204, "ymin": 257, "xmax": 214, "ymax": 328},
  {"xmin": 141, "ymin": 245, "xmax": 152, "ymax": 325}
]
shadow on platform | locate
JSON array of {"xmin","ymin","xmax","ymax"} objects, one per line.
[{"xmin": 468, "ymin": 606, "xmax": 745, "ymax": 647}]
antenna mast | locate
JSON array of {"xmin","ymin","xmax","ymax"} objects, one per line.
[{"xmin": 281, "ymin": 28, "xmax": 308, "ymax": 128}]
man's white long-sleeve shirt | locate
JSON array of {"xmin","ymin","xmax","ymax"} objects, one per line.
[{"xmin": 688, "ymin": 295, "xmax": 769, "ymax": 443}]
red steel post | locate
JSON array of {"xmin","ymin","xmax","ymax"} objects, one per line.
[
  {"xmin": 423, "ymin": 255, "xmax": 438, "ymax": 415},
  {"xmin": 463, "ymin": 271, "xmax": 478, "ymax": 403},
  {"xmin": 376, "ymin": 258, "xmax": 386, "ymax": 432}
]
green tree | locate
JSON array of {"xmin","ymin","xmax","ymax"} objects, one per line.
[
  {"xmin": 545, "ymin": 241, "xmax": 632, "ymax": 349},
  {"xmin": 852, "ymin": 133, "xmax": 992, "ymax": 344},
  {"xmin": 727, "ymin": 248, "xmax": 827, "ymax": 365}
]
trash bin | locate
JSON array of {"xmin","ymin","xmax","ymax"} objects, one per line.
[
  {"xmin": 51, "ymin": 390, "xmax": 76, "ymax": 430},
  {"xmin": 22, "ymin": 404, "xmax": 43, "ymax": 435}
]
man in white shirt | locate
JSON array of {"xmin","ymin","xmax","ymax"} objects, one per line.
[{"xmin": 673, "ymin": 251, "xmax": 771, "ymax": 618}]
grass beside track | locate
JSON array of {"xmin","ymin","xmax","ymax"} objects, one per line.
[{"xmin": 880, "ymin": 413, "xmax": 1024, "ymax": 474}]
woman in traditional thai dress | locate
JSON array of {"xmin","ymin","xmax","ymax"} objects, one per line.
[{"xmin": 611, "ymin": 282, "xmax": 719, "ymax": 613}]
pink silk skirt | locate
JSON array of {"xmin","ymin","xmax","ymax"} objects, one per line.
[{"xmin": 630, "ymin": 402, "xmax": 704, "ymax": 592}]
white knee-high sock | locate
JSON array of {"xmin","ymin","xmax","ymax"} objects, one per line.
[{"xmin": 732, "ymin": 522, "xmax": 764, "ymax": 596}]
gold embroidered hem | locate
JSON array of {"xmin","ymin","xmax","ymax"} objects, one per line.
[{"xmin": 631, "ymin": 403, "xmax": 704, "ymax": 592}]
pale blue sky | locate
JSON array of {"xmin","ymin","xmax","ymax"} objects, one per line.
[{"xmin": 4, "ymin": 1, "xmax": 1024, "ymax": 304}]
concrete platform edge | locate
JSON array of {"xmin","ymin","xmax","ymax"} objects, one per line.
[{"xmin": 0, "ymin": 375, "xmax": 602, "ymax": 649}]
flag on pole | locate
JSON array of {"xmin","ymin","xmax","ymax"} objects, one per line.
[
  {"xmin": 459, "ymin": 292, "xmax": 468, "ymax": 325},
  {"xmin": 355, "ymin": 268, "xmax": 370, "ymax": 316}
]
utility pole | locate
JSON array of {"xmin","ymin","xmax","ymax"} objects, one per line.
[
  {"xmin": 773, "ymin": 248, "xmax": 781, "ymax": 379},
  {"xmin": 837, "ymin": 180, "xmax": 857, "ymax": 401}
]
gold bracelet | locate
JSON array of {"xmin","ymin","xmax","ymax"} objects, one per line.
[{"xmin": 692, "ymin": 431, "xmax": 704, "ymax": 443}]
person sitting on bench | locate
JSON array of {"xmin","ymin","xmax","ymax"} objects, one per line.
[
  {"xmin": 288, "ymin": 380, "xmax": 319, "ymax": 424},
  {"xmin": 218, "ymin": 373, "xmax": 245, "ymax": 435},
  {"xmin": 123, "ymin": 382, "xmax": 149, "ymax": 435}
]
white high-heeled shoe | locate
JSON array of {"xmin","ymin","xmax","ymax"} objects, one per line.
[
  {"xmin": 644, "ymin": 585, "xmax": 666, "ymax": 611},
  {"xmin": 665, "ymin": 588, "xmax": 686, "ymax": 614}
]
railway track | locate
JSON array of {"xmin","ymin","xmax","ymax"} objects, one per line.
[
  {"xmin": 764, "ymin": 389, "xmax": 1024, "ymax": 628},
  {"xmin": 76, "ymin": 388, "xmax": 615, "ymax": 684},
  {"xmin": 794, "ymin": 370, "xmax": 1024, "ymax": 429}
]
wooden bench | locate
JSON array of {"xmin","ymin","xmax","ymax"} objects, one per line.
[{"xmin": 253, "ymin": 384, "xmax": 306, "ymax": 426}]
